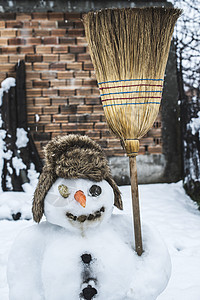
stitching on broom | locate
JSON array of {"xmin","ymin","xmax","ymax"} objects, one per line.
[
  {"xmin": 103, "ymin": 102, "xmax": 160, "ymax": 107},
  {"xmin": 99, "ymin": 79, "xmax": 164, "ymax": 84},
  {"xmin": 101, "ymin": 96, "xmax": 161, "ymax": 102},
  {"xmin": 99, "ymin": 84, "xmax": 163, "ymax": 90},
  {"xmin": 101, "ymin": 91, "xmax": 163, "ymax": 96}
]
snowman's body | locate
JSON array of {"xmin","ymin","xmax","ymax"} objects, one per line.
[{"xmin": 8, "ymin": 178, "xmax": 171, "ymax": 300}]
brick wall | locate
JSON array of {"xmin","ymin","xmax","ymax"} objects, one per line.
[{"xmin": 0, "ymin": 12, "xmax": 162, "ymax": 158}]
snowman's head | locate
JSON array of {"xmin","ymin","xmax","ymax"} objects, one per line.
[
  {"xmin": 32, "ymin": 134, "xmax": 123, "ymax": 224},
  {"xmin": 44, "ymin": 178, "xmax": 114, "ymax": 231}
]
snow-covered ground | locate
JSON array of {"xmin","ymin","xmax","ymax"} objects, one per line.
[{"xmin": 0, "ymin": 181, "xmax": 200, "ymax": 300}]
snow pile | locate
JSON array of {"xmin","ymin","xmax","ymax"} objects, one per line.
[
  {"xmin": 0, "ymin": 182, "xmax": 200, "ymax": 299},
  {"xmin": 0, "ymin": 77, "xmax": 40, "ymax": 197},
  {"xmin": 0, "ymin": 192, "xmax": 32, "ymax": 221},
  {"xmin": 187, "ymin": 111, "xmax": 200, "ymax": 135},
  {"xmin": 0, "ymin": 77, "xmax": 16, "ymax": 106},
  {"xmin": 16, "ymin": 128, "xmax": 29, "ymax": 148}
]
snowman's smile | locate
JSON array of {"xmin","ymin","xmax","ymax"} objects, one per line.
[{"xmin": 66, "ymin": 206, "xmax": 105, "ymax": 223}]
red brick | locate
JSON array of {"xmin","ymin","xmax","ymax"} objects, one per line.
[
  {"xmin": 43, "ymin": 106, "xmax": 59, "ymax": 114},
  {"xmin": 38, "ymin": 115, "xmax": 52, "ymax": 123},
  {"xmin": 9, "ymin": 54, "xmax": 25, "ymax": 63},
  {"xmin": 52, "ymin": 98, "xmax": 67, "ymax": 105},
  {"xmin": 90, "ymin": 71, "xmax": 97, "ymax": 79},
  {"xmin": 0, "ymin": 38, "xmax": 8, "ymax": 46},
  {"xmin": 85, "ymin": 130, "xmax": 100, "ymax": 140},
  {"xmin": 33, "ymin": 29, "xmax": 50, "ymax": 36},
  {"xmin": 8, "ymin": 38, "xmax": 26, "ymax": 45},
  {"xmin": 6, "ymin": 21, "xmax": 23, "ymax": 28},
  {"xmin": 0, "ymin": 21, "xmax": 5, "ymax": 28},
  {"xmin": 77, "ymin": 53, "xmax": 91, "ymax": 62},
  {"xmin": 35, "ymin": 97, "xmax": 51, "ymax": 106},
  {"xmin": 33, "ymin": 80, "xmax": 50, "ymax": 88},
  {"xmin": 68, "ymin": 97, "xmax": 84, "ymax": 105},
  {"xmin": 85, "ymin": 97, "xmax": 101, "ymax": 105},
  {"xmin": 48, "ymin": 12, "xmax": 64, "ymax": 21},
  {"xmin": 62, "ymin": 123, "xmax": 93, "ymax": 131},
  {"xmin": 59, "ymin": 88, "xmax": 75, "ymax": 96},
  {"xmin": 74, "ymin": 20, "xmax": 84, "ymax": 28},
  {"xmin": 83, "ymin": 62, "xmax": 94, "ymax": 71},
  {"xmin": 33, "ymin": 63, "xmax": 49, "ymax": 71},
  {"xmin": 59, "ymin": 53, "xmax": 75, "ymax": 61},
  {"xmin": 26, "ymin": 80, "xmax": 33, "ymax": 88},
  {"xmin": 64, "ymin": 12, "xmax": 81, "ymax": 20},
  {"xmin": 58, "ymin": 20, "xmax": 73, "ymax": 29},
  {"xmin": 16, "ymin": 13, "xmax": 32, "ymax": 21},
  {"xmin": 42, "ymin": 89, "xmax": 58, "ymax": 97},
  {"xmin": 0, "ymin": 64, "xmax": 15, "ymax": 72},
  {"xmin": 32, "ymin": 13, "xmax": 48, "ymax": 20},
  {"xmin": 57, "ymin": 71, "xmax": 73, "ymax": 79},
  {"xmin": 76, "ymin": 88, "xmax": 92, "ymax": 96},
  {"xmin": 104, "ymin": 149, "xmax": 125, "ymax": 157},
  {"xmin": 26, "ymin": 72, "xmax": 41, "ymax": 80},
  {"xmin": 52, "ymin": 115, "xmax": 68, "ymax": 123},
  {"xmin": 76, "ymin": 37, "xmax": 88, "ymax": 45},
  {"xmin": 23, "ymin": 21, "xmax": 39, "ymax": 28},
  {"xmin": 0, "ymin": 29, "xmax": 17, "ymax": 37},
  {"xmin": 43, "ymin": 37, "xmax": 58, "ymax": 45},
  {"xmin": 60, "ymin": 105, "xmax": 77, "ymax": 114},
  {"xmin": 26, "ymin": 54, "xmax": 43, "ymax": 62},
  {"xmin": 59, "ymin": 37, "xmax": 75, "ymax": 45},
  {"xmin": 40, "ymin": 21, "xmax": 57, "ymax": 28},
  {"xmin": 36, "ymin": 46, "xmax": 52, "ymax": 53},
  {"xmin": 77, "ymin": 105, "xmax": 93, "ymax": 113},
  {"xmin": 53, "ymin": 46, "xmax": 68, "ymax": 53},
  {"xmin": 67, "ymin": 78, "xmax": 82, "ymax": 86},
  {"xmin": 67, "ymin": 28, "xmax": 84, "ymax": 37},
  {"xmin": 0, "ymin": 13, "xmax": 16, "ymax": 20},
  {"xmin": 49, "ymin": 62, "xmax": 65, "ymax": 70},
  {"xmin": 19, "ymin": 46, "xmax": 34, "ymax": 54},
  {"xmin": 41, "ymin": 72, "xmax": 56, "ymax": 80},
  {"xmin": 45, "ymin": 123, "xmax": 61, "ymax": 132},
  {"xmin": 43, "ymin": 54, "xmax": 59, "ymax": 62},
  {"xmin": 26, "ymin": 37, "xmax": 42, "ymax": 45},
  {"xmin": 66, "ymin": 62, "xmax": 82, "ymax": 70},
  {"xmin": 107, "ymin": 139, "xmax": 122, "ymax": 148},
  {"xmin": 51, "ymin": 29, "xmax": 66, "ymax": 36},
  {"xmin": 69, "ymin": 46, "xmax": 85, "ymax": 54},
  {"xmin": 74, "ymin": 71, "xmax": 89, "ymax": 78},
  {"xmin": 148, "ymin": 128, "xmax": 162, "ymax": 138},
  {"xmin": 83, "ymin": 79, "xmax": 97, "ymax": 86},
  {"xmin": 26, "ymin": 89, "xmax": 42, "ymax": 97},
  {"xmin": 0, "ymin": 55, "xmax": 8, "ymax": 63},
  {"xmin": 148, "ymin": 145, "xmax": 162, "ymax": 154},
  {"xmin": 27, "ymin": 106, "xmax": 42, "ymax": 114},
  {"xmin": 92, "ymin": 88, "xmax": 100, "ymax": 95},
  {"xmin": 50, "ymin": 80, "xmax": 66, "ymax": 87},
  {"xmin": 17, "ymin": 29, "xmax": 33, "ymax": 37},
  {"xmin": 93, "ymin": 105, "xmax": 103, "ymax": 113}
]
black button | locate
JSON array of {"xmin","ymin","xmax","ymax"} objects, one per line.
[
  {"xmin": 81, "ymin": 253, "xmax": 92, "ymax": 264},
  {"xmin": 82, "ymin": 285, "xmax": 97, "ymax": 300}
]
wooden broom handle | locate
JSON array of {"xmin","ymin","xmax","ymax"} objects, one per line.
[{"xmin": 129, "ymin": 156, "xmax": 143, "ymax": 256}]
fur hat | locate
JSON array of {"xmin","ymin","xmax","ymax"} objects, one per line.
[{"xmin": 32, "ymin": 134, "xmax": 123, "ymax": 222}]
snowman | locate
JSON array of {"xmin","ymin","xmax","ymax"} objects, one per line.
[{"xmin": 7, "ymin": 134, "xmax": 171, "ymax": 300}]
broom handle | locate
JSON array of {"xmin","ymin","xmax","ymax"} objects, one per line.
[{"xmin": 129, "ymin": 156, "xmax": 143, "ymax": 256}]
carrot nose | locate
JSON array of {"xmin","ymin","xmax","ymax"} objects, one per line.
[{"xmin": 74, "ymin": 190, "xmax": 86, "ymax": 208}]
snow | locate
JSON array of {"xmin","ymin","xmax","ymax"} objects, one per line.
[
  {"xmin": 0, "ymin": 181, "xmax": 200, "ymax": 299},
  {"xmin": 15, "ymin": 128, "xmax": 29, "ymax": 148},
  {"xmin": 11, "ymin": 156, "xmax": 26, "ymax": 176},
  {"xmin": 187, "ymin": 111, "xmax": 200, "ymax": 135},
  {"xmin": 0, "ymin": 78, "xmax": 16, "ymax": 106}
]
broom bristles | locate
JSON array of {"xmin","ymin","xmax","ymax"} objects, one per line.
[{"xmin": 83, "ymin": 8, "xmax": 182, "ymax": 155}]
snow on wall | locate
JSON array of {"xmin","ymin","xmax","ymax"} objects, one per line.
[
  {"xmin": 0, "ymin": 77, "xmax": 39, "ymax": 195},
  {"xmin": 187, "ymin": 111, "xmax": 200, "ymax": 136}
]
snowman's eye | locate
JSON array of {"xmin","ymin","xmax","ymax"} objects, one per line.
[
  {"xmin": 58, "ymin": 184, "xmax": 70, "ymax": 198},
  {"xmin": 89, "ymin": 185, "xmax": 102, "ymax": 197}
]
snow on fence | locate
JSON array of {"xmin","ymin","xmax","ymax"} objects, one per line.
[{"xmin": 0, "ymin": 60, "xmax": 43, "ymax": 196}]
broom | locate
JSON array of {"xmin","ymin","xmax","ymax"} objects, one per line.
[{"xmin": 83, "ymin": 7, "xmax": 181, "ymax": 256}]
